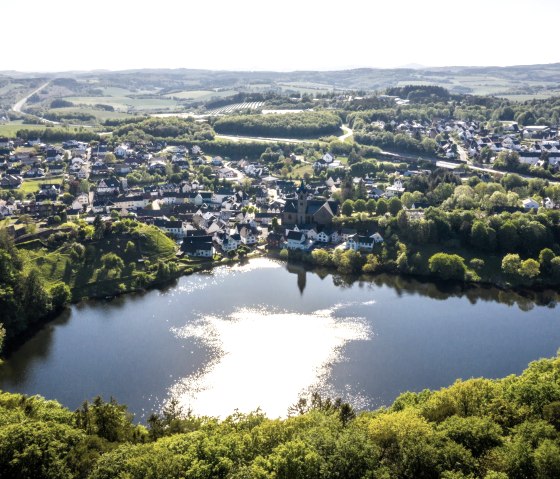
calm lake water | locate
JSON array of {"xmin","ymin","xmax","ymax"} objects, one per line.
[{"xmin": 1, "ymin": 258, "xmax": 559, "ymax": 419}]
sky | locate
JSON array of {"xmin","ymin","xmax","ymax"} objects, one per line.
[{"xmin": 3, "ymin": 0, "xmax": 559, "ymax": 72}]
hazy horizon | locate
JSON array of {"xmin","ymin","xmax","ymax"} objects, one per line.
[{"xmin": 3, "ymin": 0, "xmax": 559, "ymax": 73}]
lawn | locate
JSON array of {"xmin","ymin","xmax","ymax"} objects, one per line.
[{"xmin": 19, "ymin": 177, "xmax": 64, "ymax": 194}]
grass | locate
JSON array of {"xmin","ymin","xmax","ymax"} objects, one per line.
[
  {"xmin": 286, "ymin": 163, "xmax": 313, "ymax": 179},
  {"xmin": 45, "ymin": 107, "xmax": 133, "ymax": 122},
  {"xmin": 18, "ymin": 223, "xmax": 178, "ymax": 298},
  {"xmin": 19, "ymin": 177, "xmax": 64, "ymax": 194}
]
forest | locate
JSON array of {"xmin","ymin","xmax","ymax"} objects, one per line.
[{"xmin": 212, "ymin": 111, "xmax": 342, "ymax": 138}]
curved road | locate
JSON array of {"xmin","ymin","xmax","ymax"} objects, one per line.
[{"xmin": 12, "ymin": 81, "xmax": 50, "ymax": 113}]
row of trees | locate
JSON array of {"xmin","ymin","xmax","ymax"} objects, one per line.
[{"xmin": 2, "ymin": 352, "xmax": 560, "ymax": 478}]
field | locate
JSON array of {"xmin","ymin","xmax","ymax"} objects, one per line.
[
  {"xmin": 208, "ymin": 102, "xmax": 265, "ymax": 114},
  {"xmin": 65, "ymin": 96, "xmax": 181, "ymax": 112},
  {"xmin": 45, "ymin": 107, "xmax": 133, "ymax": 122}
]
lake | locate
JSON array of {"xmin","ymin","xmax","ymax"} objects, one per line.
[{"xmin": 1, "ymin": 258, "xmax": 559, "ymax": 420}]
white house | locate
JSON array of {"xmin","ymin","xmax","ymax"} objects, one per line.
[
  {"xmin": 315, "ymin": 231, "xmax": 331, "ymax": 243},
  {"xmin": 522, "ymin": 198, "xmax": 539, "ymax": 210},
  {"xmin": 286, "ymin": 230, "xmax": 307, "ymax": 250},
  {"xmin": 385, "ymin": 179, "xmax": 405, "ymax": 197}
]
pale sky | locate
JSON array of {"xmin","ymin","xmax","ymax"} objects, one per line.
[{"xmin": 3, "ymin": 0, "xmax": 559, "ymax": 72}]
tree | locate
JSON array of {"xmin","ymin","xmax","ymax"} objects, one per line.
[
  {"xmin": 341, "ymin": 200, "xmax": 354, "ymax": 216},
  {"xmin": 388, "ymin": 197, "xmax": 403, "ymax": 216},
  {"xmin": 366, "ymin": 199, "xmax": 377, "ymax": 215},
  {"xmin": 519, "ymin": 258, "xmax": 540, "ymax": 279},
  {"xmin": 354, "ymin": 199, "xmax": 366, "ymax": 212},
  {"xmin": 376, "ymin": 198, "xmax": 388, "ymax": 216},
  {"xmin": 539, "ymin": 248, "xmax": 555, "ymax": 274},
  {"xmin": 428, "ymin": 253, "xmax": 467, "ymax": 281},
  {"xmin": 502, "ymin": 254, "xmax": 522, "ymax": 276}
]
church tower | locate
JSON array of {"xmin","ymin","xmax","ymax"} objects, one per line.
[{"xmin": 297, "ymin": 180, "xmax": 308, "ymax": 224}]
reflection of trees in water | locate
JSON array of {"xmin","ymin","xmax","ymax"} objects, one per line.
[
  {"xmin": 0, "ymin": 308, "xmax": 73, "ymax": 385},
  {"xmin": 296, "ymin": 267, "xmax": 559, "ymax": 312}
]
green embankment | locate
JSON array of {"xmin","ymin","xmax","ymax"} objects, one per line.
[{"xmin": 19, "ymin": 223, "xmax": 179, "ymax": 299}]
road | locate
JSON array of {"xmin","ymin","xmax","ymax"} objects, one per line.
[
  {"xmin": 11, "ymin": 80, "xmax": 92, "ymax": 129},
  {"xmin": 339, "ymin": 125, "xmax": 353, "ymax": 141},
  {"xmin": 224, "ymin": 161, "xmax": 246, "ymax": 182},
  {"xmin": 12, "ymin": 81, "xmax": 51, "ymax": 113}
]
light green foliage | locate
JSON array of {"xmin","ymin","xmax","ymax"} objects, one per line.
[
  {"xmin": 502, "ymin": 253, "xmax": 522, "ymax": 275},
  {"xmin": 428, "ymin": 253, "xmax": 467, "ymax": 281},
  {"xmin": 519, "ymin": 258, "xmax": 541, "ymax": 278}
]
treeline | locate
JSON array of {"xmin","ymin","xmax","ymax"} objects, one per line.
[
  {"xmin": 43, "ymin": 111, "xmax": 97, "ymax": 122},
  {"xmin": 16, "ymin": 127, "xmax": 101, "ymax": 142},
  {"xmin": 213, "ymin": 111, "xmax": 342, "ymax": 138},
  {"xmin": 386, "ymin": 85, "xmax": 452, "ymax": 102},
  {"xmin": 2, "ymin": 353, "xmax": 560, "ymax": 478},
  {"xmin": 111, "ymin": 117, "xmax": 214, "ymax": 142}
]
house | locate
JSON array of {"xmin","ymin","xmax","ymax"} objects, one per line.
[
  {"xmin": 286, "ymin": 229, "xmax": 307, "ymax": 250},
  {"xmin": 315, "ymin": 230, "xmax": 331, "ymax": 243},
  {"xmin": 522, "ymin": 198, "xmax": 539, "ymax": 210},
  {"xmin": 114, "ymin": 144, "xmax": 133, "ymax": 158},
  {"xmin": 181, "ymin": 235, "xmax": 215, "ymax": 257},
  {"xmin": 221, "ymin": 233, "xmax": 241, "ymax": 252},
  {"xmin": 237, "ymin": 223, "xmax": 259, "ymax": 245},
  {"xmin": 113, "ymin": 194, "xmax": 149, "ymax": 210},
  {"xmin": 346, "ymin": 233, "xmax": 383, "ymax": 251},
  {"xmin": 97, "ymin": 178, "xmax": 121, "ymax": 195},
  {"xmin": 385, "ymin": 179, "xmax": 405, "ymax": 197},
  {"xmin": 0, "ymin": 174, "xmax": 23, "ymax": 188},
  {"xmin": 153, "ymin": 218, "xmax": 189, "ymax": 238},
  {"xmin": 267, "ymin": 232, "xmax": 284, "ymax": 248}
]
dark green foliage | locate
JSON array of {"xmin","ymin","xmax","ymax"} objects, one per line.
[
  {"xmin": 112, "ymin": 117, "xmax": 214, "ymax": 142},
  {"xmin": 213, "ymin": 111, "xmax": 342, "ymax": 138}
]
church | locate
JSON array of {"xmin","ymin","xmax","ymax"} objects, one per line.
[{"xmin": 282, "ymin": 180, "xmax": 339, "ymax": 227}]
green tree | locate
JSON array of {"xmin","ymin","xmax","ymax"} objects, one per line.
[
  {"xmin": 519, "ymin": 258, "xmax": 540, "ymax": 279},
  {"xmin": 388, "ymin": 197, "xmax": 403, "ymax": 216},
  {"xmin": 366, "ymin": 199, "xmax": 377, "ymax": 215},
  {"xmin": 376, "ymin": 198, "xmax": 388, "ymax": 216},
  {"xmin": 341, "ymin": 200, "xmax": 354, "ymax": 216},
  {"xmin": 354, "ymin": 199, "xmax": 366, "ymax": 212},
  {"xmin": 428, "ymin": 253, "xmax": 467, "ymax": 281},
  {"xmin": 502, "ymin": 253, "xmax": 522, "ymax": 276}
]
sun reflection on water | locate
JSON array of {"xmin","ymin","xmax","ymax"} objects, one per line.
[{"xmin": 168, "ymin": 302, "xmax": 372, "ymax": 418}]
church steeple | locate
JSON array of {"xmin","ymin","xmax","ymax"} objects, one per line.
[{"xmin": 297, "ymin": 180, "xmax": 308, "ymax": 224}]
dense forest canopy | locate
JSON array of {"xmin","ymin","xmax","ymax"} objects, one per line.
[{"xmin": 212, "ymin": 111, "xmax": 343, "ymax": 138}]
